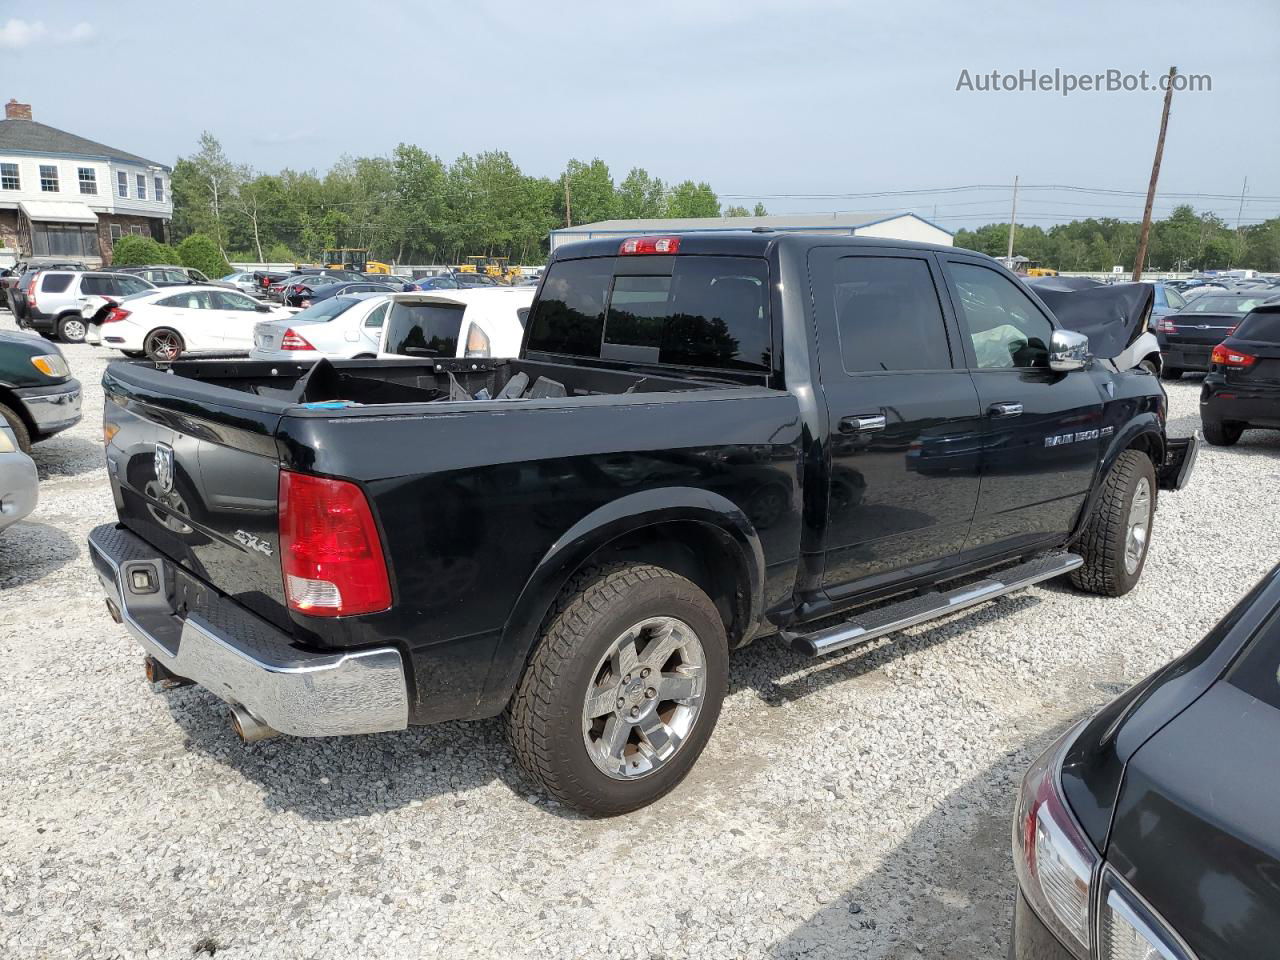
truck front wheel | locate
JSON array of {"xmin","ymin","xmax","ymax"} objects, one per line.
[
  {"xmin": 1071, "ymin": 449, "xmax": 1156, "ymax": 597},
  {"xmin": 505, "ymin": 563, "xmax": 728, "ymax": 816}
]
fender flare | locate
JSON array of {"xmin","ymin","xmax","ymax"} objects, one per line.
[
  {"xmin": 1073, "ymin": 414, "xmax": 1165, "ymax": 539},
  {"xmin": 485, "ymin": 487, "xmax": 766, "ymax": 706}
]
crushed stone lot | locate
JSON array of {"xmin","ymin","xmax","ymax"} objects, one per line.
[{"xmin": 2, "ymin": 310, "xmax": 1277, "ymax": 960}]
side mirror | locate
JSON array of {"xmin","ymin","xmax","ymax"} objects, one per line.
[{"xmin": 1049, "ymin": 329, "xmax": 1090, "ymax": 372}]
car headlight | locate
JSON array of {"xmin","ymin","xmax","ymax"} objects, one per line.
[
  {"xmin": 1014, "ymin": 724, "xmax": 1199, "ymax": 960},
  {"xmin": 31, "ymin": 354, "xmax": 70, "ymax": 378}
]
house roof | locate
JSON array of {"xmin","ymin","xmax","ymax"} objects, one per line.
[
  {"xmin": 553, "ymin": 211, "xmax": 953, "ymax": 236},
  {"xmin": 0, "ymin": 118, "xmax": 169, "ymax": 170}
]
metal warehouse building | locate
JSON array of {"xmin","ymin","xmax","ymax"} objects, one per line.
[{"xmin": 548, "ymin": 211, "xmax": 953, "ymax": 253}]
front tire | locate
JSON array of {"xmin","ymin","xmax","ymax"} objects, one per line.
[
  {"xmin": 505, "ymin": 563, "xmax": 728, "ymax": 816},
  {"xmin": 0, "ymin": 402, "xmax": 32, "ymax": 453},
  {"xmin": 1071, "ymin": 450, "xmax": 1156, "ymax": 597},
  {"xmin": 144, "ymin": 328, "xmax": 184, "ymax": 362},
  {"xmin": 1203, "ymin": 419, "xmax": 1244, "ymax": 446}
]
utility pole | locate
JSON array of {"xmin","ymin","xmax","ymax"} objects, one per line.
[
  {"xmin": 1230, "ymin": 176, "xmax": 1248, "ymax": 268},
  {"xmin": 563, "ymin": 175, "xmax": 573, "ymax": 228},
  {"xmin": 1006, "ymin": 175, "xmax": 1018, "ymax": 263},
  {"xmin": 1132, "ymin": 66, "xmax": 1176, "ymax": 282}
]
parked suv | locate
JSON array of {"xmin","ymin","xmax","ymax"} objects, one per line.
[
  {"xmin": 4, "ymin": 260, "xmax": 88, "ymax": 320},
  {"xmin": 20, "ymin": 271, "xmax": 155, "ymax": 343}
]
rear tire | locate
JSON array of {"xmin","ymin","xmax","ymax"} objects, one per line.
[
  {"xmin": 0, "ymin": 402, "xmax": 32, "ymax": 454},
  {"xmin": 1160, "ymin": 365, "xmax": 1184, "ymax": 381},
  {"xmin": 1071, "ymin": 450, "xmax": 1156, "ymax": 597},
  {"xmin": 57, "ymin": 314, "xmax": 87, "ymax": 343},
  {"xmin": 1203, "ymin": 419, "xmax": 1244, "ymax": 446},
  {"xmin": 144, "ymin": 328, "xmax": 184, "ymax": 362},
  {"xmin": 505, "ymin": 563, "xmax": 728, "ymax": 816}
]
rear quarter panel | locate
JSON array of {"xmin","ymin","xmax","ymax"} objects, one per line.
[{"xmin": 277, "ymin": 387, "xmax": 804, "ymax": 722}]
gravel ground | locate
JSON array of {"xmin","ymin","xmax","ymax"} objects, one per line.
[{"xmin": 2, "ymin": 311, "xmax": 1278, "ymax": 960}]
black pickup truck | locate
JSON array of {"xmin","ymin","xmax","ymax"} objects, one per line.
[{"xmin": 88, "ymin": 232, "xmax": 1197, "ymax": 814}]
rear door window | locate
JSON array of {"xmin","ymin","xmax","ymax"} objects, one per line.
[
  {"xmin": 115, "ymin": 276, "xmax": 152, "ymax": 296},
  {"xmin": 527, "ymin": 255, "xmax": 771, "ymax": 373},
  {"xmin": 831, "ymin": 256, "xmax": 952, "ymax": 372},
  {"xmin": 41, "ymin": 273, "xmax": 74, "ymax": 293},
  {"xmin": 80, "ymin": 276, "xmax": 113, "ymax": 296},
  {"xmin": 363, "ymin": 303, "xmax": 389, "ymax": 330},
  {"xmin": 383, "ymin": 302, "xmax": 467, "ymax": 357}
]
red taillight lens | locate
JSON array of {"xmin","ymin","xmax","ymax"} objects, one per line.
[
  {"xmin": 103, "ymin": 307, "xmax": 131, "ymax": 324},
  {"xmin": 619, "ymin": 235, "xmax": 682, "ymax": 255},
  {"xmin": 279, "ymin": 328, "xmax": 314, "ymax": 350},
  {"xmin": 278, "ymin": 471, "xmax": 391, "ymax": 617},
  {"xmin": 26, "ymin": 274, "xmax": 37, "ymax": 309},
  {"xmin": 1152, "ymin": 317, "xmax": 1175, "ymax": 334},
  {"xmin": 1211, "ymin": 343, "xmax": 1256, "ymax": 368},
  {"xmin": 293, "ymin": 284, "xmax": 307, "ymax": 293}
]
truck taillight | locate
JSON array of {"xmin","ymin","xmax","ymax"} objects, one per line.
[
  {"xmin": 278, "ymin": 471, "xmax": 391, "ymax": 617},
  {"xmin": 280, "ymin": 328, "xmax": 314, "ymax": 350},
  {"xmin": 619, "ymin": 235, "xmax": 681, "ymax": 255},
  {"xmin": 103, "ymin": 307, "xmax": 131, "ymax": 324},
  {"xmin": 1210, "ymin": 343, "xmax": 1256, "ymax": 368}
]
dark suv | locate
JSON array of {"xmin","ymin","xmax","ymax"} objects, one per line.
[{"xmin": 1154, "ymin": 290, "xmax": 1280, "ymax": 379}]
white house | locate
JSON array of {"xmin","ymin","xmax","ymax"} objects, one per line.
[{"xmin": 0, "ymin": 99, "xmax": 173, "ymax": 267}]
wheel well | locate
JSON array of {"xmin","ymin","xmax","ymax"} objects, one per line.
[
  {"xmin": 575, "ymin": 520, "xmax": 755, "ymax": 648},
  {"xmin": 1127, "ymin": 432, "xmax": 1163, "ymax": 471},
  {"xmin": 0, "ymin": 385, "xmax": 37, "ymax": 438}
]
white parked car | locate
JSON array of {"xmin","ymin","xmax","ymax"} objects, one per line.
[
  {"xmin": 250, "ymin": 288, "xmax": 533, "ymax": 362},
  {"xmin": 97, "ymin": 286, "xmax": 294, "ymax": 360},
  {"xmin": 220, "ymin": 271, "xmax": 261, "ymax": 296}
]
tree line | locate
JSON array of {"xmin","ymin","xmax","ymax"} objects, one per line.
[
  {"xmin": 955, "ymin": 205, "xmax": 1280, "ymax": 273},
  {"xmin": 171, "ymin": 133, "xmax": 765, "ymax": 266}
]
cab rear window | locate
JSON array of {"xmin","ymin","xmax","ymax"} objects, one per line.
[
  {"xmin": 1227, "ymin": 608, "xmax": 1280, "ymax": 711},
  {"xmin": 383, "ymin": 303, "xmax": 467, "ymax": 357},
  {"xmin": 527, "ymin": 255, "xmax": 771, "ymax": 374}
]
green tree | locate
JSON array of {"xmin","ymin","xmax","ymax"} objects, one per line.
[
  {"xmin": 171, "ymin": 133, "xmax": 245, "ymax": 258},
  {"xmin": 665, "ymin": 180, "xmax": 720, "ymax": 218},
  {"xmin": 617, "ymin": 168, "xmax": 666, "ymax": 219},
  {"xmin": 177, "ymin": 234, "xmax": 232, "ymax": 278},
  {"xmin": 724, "ymin": 205, "xmax": 751, "ymax": 217},
  {"xmin": 752, "ymin": 202, "xmax": 769, "ymax": 216},
  {"xmin": 560, "ymin": 158, "xmax": 617, "ymax": 226},
  {"xmin": 110, "ymin": 235, "xmax": 180, "ymax": 267}
]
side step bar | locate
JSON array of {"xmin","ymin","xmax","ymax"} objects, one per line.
[{"xmin": 784, "ymin": 553, "xmax": 1083, "ymax": 658}]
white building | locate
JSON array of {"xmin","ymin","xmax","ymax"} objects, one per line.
[
  {"xmin": 549, "ymin": 211, "xmax": 953, "ymax": 253},
  {"xmin": 0, "ymin": 99, "xmax": 172, "ymax": 267}
]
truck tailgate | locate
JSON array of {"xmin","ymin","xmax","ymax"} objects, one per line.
[{"xmin": 103, "ymin": 374, "xmax": 289, "ymax": 629}]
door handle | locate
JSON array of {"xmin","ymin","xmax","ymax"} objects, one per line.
[
  {"xmin": 839, "ymin": 414, "xmax": 886, "ymax": 434},
  {"xmin": 989, "ymin": 402, "xmax": 1023, "ymax": 418}
]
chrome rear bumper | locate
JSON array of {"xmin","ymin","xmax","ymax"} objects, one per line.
[{"xmin": 87, "ymin": 523, "xmax": 409, "ymax": 737}]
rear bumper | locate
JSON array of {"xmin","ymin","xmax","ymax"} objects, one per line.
[
  {"xmin": 87, "ymin": 522, "xmax": 410, "ymax": 738},
  {"xmin": 0, "ymin": 450, "xmax": 38, "ymax": 533},
  {"xmin": 14, "ymin": 379, "xmax": 82, "ymax": 436},
  {"xmin": 1201, "ymin": 383, "xmax": 1280, "ymax": 428},
  {"xmin": 1160, "ymin": 343, "xmax": 1213, "ymax": 371}
]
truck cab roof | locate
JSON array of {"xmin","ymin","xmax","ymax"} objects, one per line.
[{"xmin": 549, "ymin": 230, "xmax": 978, "ymax": 262}]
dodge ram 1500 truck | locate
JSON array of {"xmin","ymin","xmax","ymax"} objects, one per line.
[{"xmin": 88, "ymin": 232, "xmax": 1198, "ymax": 815}]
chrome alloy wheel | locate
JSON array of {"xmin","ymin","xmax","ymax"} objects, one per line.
[
  {"xmin": 61, "ymin": 318, "xmax": 87, "ymax": 342},
  {"xmin": 146, "ymin": 330, "xmax": 181, "ymax": 361},
  {"xmin": 581, "ymin": 616, "xmax": 707, "ymax": 780},
  {"xmin": 1124, "ymin": 476, "xmax": 1152, "ymax": 575}
]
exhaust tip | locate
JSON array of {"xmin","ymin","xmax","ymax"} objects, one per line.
[
  {"xmin": 105, "ymin": 598, "xmax": 123, "ymax": 624},
  {"xmin": 228, "ymin": 703, "xmax": 278, "ymax": 743}
]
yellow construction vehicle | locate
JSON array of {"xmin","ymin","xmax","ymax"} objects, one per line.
[
  {"xmin": 457, "ymin": 255, "xmax": 519, "ymax": 284},
  {"xmin": 322, "ymin": 248, "xmax": 394, "ymax": 274}
]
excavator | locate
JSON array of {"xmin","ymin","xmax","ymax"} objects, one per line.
[{"xmin": 456, "ymin": 255, "xmax": 520, "ymax": 284}]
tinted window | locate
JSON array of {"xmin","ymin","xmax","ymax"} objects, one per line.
[
  {"xmin": 158, "ymin": 292, "xmax": 206, "ymax": 309},
  {"xmin": 383, "ymin": 303, "xmax": 466, "ymax": 357},
  {"xmin": 41, "ymin": 273, "xmax": 74, "ymax": 293},
  {"xmin": 832, "ymin": 257, "xmax": 951, "ymax": 372},
  {"xmin": 213, "ymin": 291, "xmax": 258, "ymax": 310},
  {"xmin": 291, "ymin": 297, "xmax": 360, "ymax": 322},
  {"xmin": 950, "ymin": 262, "xmax": 1053, "ymax": 369},
  {"xmin": 526, "ymin": 258, "xmax": 613, "ymax": 357},
  {"xmin": 1227, "ymin": 611, "xmax": 1280, "ymax": 710},
  {"xmin": 1165, "ymin": 287, "xmax": 1186, "ymax": 309},
  {"xmin": 363, "ymin": 303, "xmax": 389, "ymax": 329},
  {"xmin": 80, "ymin": 276, "xmax": 113, "ymax": 296},
  {"xmin": 115, "ymin": 276, "xmax": 151, "ymax": 295},
  {"xmin": 1234, "ymin": 310, "xmax": 1280, "ymax": 343}
]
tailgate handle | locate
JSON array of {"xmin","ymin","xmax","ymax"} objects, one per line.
[
  {"xmin": 989, "ymin": 402, "xmax": 1023, "ymax": 418},
  {"xmin": 839, "ymin": 414, "xmax": 886, "ymax": 434}
]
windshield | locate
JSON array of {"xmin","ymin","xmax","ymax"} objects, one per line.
[
  {"xmin": 1187, "ymin": 295, "xmax": 1274, "ymax": 314},
  {"xmin": 290, "ymin": 297, "xmax": 361, "ymax": 322}
]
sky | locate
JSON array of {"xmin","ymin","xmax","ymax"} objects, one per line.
[{"xmin": 2, "ymin": 0, "xmax": 1278, "ymax": 230}]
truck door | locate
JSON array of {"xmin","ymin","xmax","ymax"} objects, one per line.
[
  {"xmin": 939, "ymin": 258, "xmax": 1103, "ymax": 556},
  {"xmin": 808, "ymin": 248, "xmax": 983, "ymax": 599}
]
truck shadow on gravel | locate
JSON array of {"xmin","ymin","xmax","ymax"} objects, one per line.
[
  {"xmin": 768, "ymin": 711, "xmax": 1089, "ymax": 960},
  {"xmin": 0, "ymin": 519, "xmax": 78, "ymax": 588},
  {"xmin": 161, "ymin": 593, "xmax": 1041, "ymax": 823},
  {"xmin": 30, "ymin": 436, "xmax": 104, "ymax": 479}
]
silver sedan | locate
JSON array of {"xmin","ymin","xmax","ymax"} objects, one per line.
[{"xmin": 0, "ymin": 421, "xmax": 37, "ymax": 535}]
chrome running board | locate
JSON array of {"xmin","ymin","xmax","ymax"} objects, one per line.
[{"xmin": 785, "ymin": 553, "xmax": 1083, "ymax": 658}]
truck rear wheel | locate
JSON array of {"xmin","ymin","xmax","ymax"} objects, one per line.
[
  {"xmin": 505, "ymin": 563, "xmax": 728, "ymax": 816},
  {"xmin": 1071, "ymin": 449, "xmax": 1156, "ymax": 597}
]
